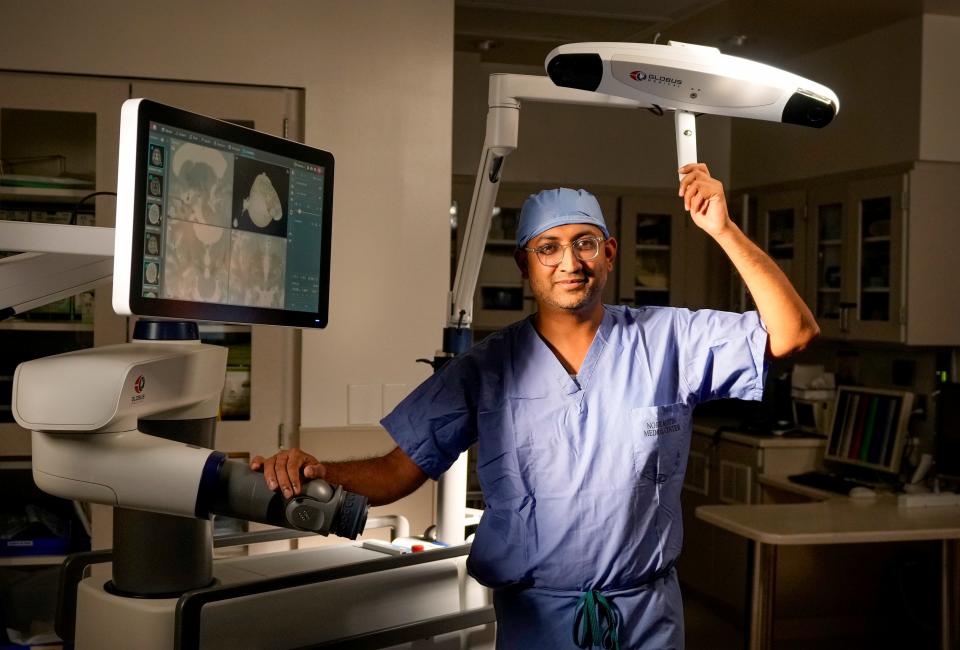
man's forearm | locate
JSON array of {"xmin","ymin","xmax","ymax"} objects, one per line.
[
  {"xmin": 321, "ymin": 449, "xmax": 427, "ymax": 507},
  {"xmin": 713, "ymin": 222, "xmax": 819, "ymax": 357}
]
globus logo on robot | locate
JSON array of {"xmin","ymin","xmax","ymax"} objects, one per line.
[
  {"xmin": 132, "ymin": 375, "xmax": 146, "ymax": 402},
  {"xmin": 629, "ymin": 70, "xmax": 682, "ymax": 86}
]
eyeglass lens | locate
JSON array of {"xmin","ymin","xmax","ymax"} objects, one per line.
[{"xmin": 538, "ymin": 238, "xmax": 600, "ymax": 266}]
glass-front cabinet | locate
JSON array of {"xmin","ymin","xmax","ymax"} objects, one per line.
[
  {"xmin": 1, "ymin": 74, "xmax": 304, "ymax": 459},
  {"xmin": 756, "ymin": 190, "xmax": 807, "ymax": 299},
  {"xmin": 846, "ymin": 175, "xmax": 904, "ymax": 341},
  {"xmin": 806, "ymin": 185, "xmax": 847, "ymax": 337},
  {"xmin": 805, "ymin": 175, "xmax": 904, "ymax": 341},
  {"xmin": 618, "ymin": 195, "xmax": 685, "ymax": 308},
  {"xmin": 0, "ymin": 73, "xmax": 128, "ymax": 454},
  {"xmin": 754, "ymin": 174, "xmax": 906, "ymax": 342}
]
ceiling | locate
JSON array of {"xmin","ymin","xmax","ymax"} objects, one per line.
[{"xmin": 455, "ymin": 0, "xmax": 960, "ymax": 67}]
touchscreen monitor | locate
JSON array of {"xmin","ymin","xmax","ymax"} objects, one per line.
[{"xmin": 113, "ymin": 99, "xmax": 333, "ymax": 328}]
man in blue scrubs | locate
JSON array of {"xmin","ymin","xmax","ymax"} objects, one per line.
[{"xmin": 253, "ymin": 163, "xmax": 819, "ymax": 648}]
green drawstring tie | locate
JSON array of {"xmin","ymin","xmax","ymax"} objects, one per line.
[{"xmin": 573, "ymin": 590, "xmax": 621, "ymax": 650}]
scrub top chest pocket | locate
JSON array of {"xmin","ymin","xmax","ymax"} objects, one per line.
[{"xmin": 631, "ymin": 403, "xmax": 690, "ymax": 484}]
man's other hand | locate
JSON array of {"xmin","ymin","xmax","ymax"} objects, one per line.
[{"xmin": 250, "ymin": 448, "xmax": 325, "ymax": 499}]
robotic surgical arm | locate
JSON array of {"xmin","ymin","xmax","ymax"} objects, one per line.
[{"xmin": 12, "ymin": 340, "xmax": 368, "ymax": 539}]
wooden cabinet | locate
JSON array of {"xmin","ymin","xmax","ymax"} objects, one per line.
[
  {"xmin": 617, "ymin": 194, "xmax": 687, "ymax": 308},
  {"xmin": 743, "ymin": 165, "xmax": 960, "ymax": 345},
  {"xmin": 757, "ymin": 189, "xmax": 808, "ymax": 299},
  {"xmin": 806, "ymin": 183, "xmax": 847, "ymax": 338},
  {"xmin": 679, "ymin": 424, "xmax": 824, "ymax": 615},
  {"xmin": 1, "ymin": 72, "xmax": 305, "ymax": 459},
  {"xmin": 806, "ymin": 175, "xmax": 906, "ymax": 341},
  {"xmin": 845, "ymin": 175, "xmax": 905, "ymax": 341},
  {"xmin": 0, "ymin": 72, "xmax": 129, "ymax": 455},
  {"xmin": 1, "ymin": 73, "xmax": 306, "ymax": 554},
  {"xmin": 807, "ymin": 175, "xmax": 906, "ymax": 342}
]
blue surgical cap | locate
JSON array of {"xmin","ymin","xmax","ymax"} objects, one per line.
[{"xmin": 516, "ymin": 188, "xmax": 608, "ymax": 247}]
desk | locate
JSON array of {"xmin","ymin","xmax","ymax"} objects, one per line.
[{"xmin": 697, "ymin": 494, "xmax": 960, "ymax": 650}]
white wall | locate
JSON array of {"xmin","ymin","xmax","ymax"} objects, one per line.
[
  {"xmin": 731, "ymin": 17, "xmax": 923, "ymax": 188},
  {"xmin": 0, "ymin": 0, "xmax": 455, "ymax": 429},
  {"xmin": 453, "ymin": 51, "xmax": 732, "ymax": 189},
  {"xmin": 920, "ymin": 14, "xmax": 960, "ymax": 162}
]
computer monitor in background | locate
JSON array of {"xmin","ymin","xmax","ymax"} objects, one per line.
[
  {"xmin": 935, "ymin": 382, "xmax": 960, "ymax": 480},
  {"xmin": 824, "ymin": 386, "xmax": 914, "ymax": 476},
  {"xmin": 113, "ymin": 99, "xmax": 334, "ymax": 328},
  {"xmin": 793, "ymin": 398, "xmax": 829, "ymax": 435}
]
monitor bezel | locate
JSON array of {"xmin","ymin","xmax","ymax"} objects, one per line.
[
  {"xmin": 113, "ymin": 98, "xmax": 334, "ymax": 328},
  {"xmin": 824, "ymin": 385, "xmax": 913, "ymax": 474}
]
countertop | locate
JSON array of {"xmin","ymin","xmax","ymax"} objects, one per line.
[
  {"xmin": 692, "ymin": 416, "xmax": 827, "ymax": 449},
  {"xmin": 696, "ymin": 494, "xmax": 960, "ymax": 545}
]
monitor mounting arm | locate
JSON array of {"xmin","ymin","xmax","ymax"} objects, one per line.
[{"xmin": 0, "ymin": 221, "xmax": 114, "ymax": 319}]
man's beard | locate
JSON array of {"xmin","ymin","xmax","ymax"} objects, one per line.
[{"xmin": 530, "ymin": 272, "xmax": 604, "ymax": 313}]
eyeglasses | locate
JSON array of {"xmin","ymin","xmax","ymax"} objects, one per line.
[{"xmin": 523, "ymin": 236, "xmax": 605, "ymax": 267}]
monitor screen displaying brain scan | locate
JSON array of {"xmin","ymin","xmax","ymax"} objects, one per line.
[{"xmin": 114, "ymin": 99, "xmax": 333, "ymax": 327}]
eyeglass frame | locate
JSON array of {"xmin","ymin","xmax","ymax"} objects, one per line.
[{"xmin": 521, "ymin": 235, "xmax": 606, "ymax": 267}]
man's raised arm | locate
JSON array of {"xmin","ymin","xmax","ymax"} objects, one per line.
[{"xmin": 679, "ymin": 162, "xmax": 820, "ymax": 358}]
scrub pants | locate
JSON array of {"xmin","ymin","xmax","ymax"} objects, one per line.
[{"xmin": 492, "ymin": 570, "xmax": 685, "ymax": 650}]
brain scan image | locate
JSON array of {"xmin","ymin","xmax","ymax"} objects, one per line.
[
  {"xmin": 243, "ymin": 173, "xmax": 283, "ymax": 228},
  {"xmin": 145, "ymin": 233, "xmax": 160, "ymax": 257},
  {"xmin": 167, "ymin": 140, "xmax": 234, "ymax": 228},
  {"xmin": 162, "ymin": 219, "xmax": 230, "ymax": 303},
  {"xmin": 147, "ymin": 203, "xmax": 161, "ymax": 226},
  {"xmin": 232, "ymin": 157, "xmax": 289, "ymax": 239},
  {"xmin": 150, "ymin": 144, "xmax": 165, "ymax": 168},
  {"xmin": 228, "ymin": 229, "xmax": 286, "ymax": 308},
  {"xmin": 144, "ymin": 262, "xmax": 159, "ymax": 285},
  {"xmin": 147, "ymin": 174, "xmax": 163, "ymax": 198},
  {"xmin": 145, "ymin": 130, "xmax": 300, "ymax": 311}
]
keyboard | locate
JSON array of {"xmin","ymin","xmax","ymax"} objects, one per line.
[{"xmin": 787, "ymin": 471, "xmax": 872, "ymax": 495}]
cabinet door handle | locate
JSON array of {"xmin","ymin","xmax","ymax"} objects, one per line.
[{"xmin": 839, "ymin": 302, "xmax": 856, "ymax": 333}]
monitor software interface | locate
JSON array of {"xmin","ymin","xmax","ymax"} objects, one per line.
[
  {"xmin": 119, "ymin": 100, "xmax": 334, "ymax": 328},
  {"xmin": 144, "ymin": 122, "xmax": 323, "ymax": 312},
  {"xmin": 825, "ymin": 387, "xmax": 913, "ymax": 474}
]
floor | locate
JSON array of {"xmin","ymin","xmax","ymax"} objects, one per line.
[
  {"xmin": 681, "ymin": 592, "xmax": 938, "ymax": 650},
  {"xmin": 683, "ymin": 592, "xmax": 743, "ymax": 649}
]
